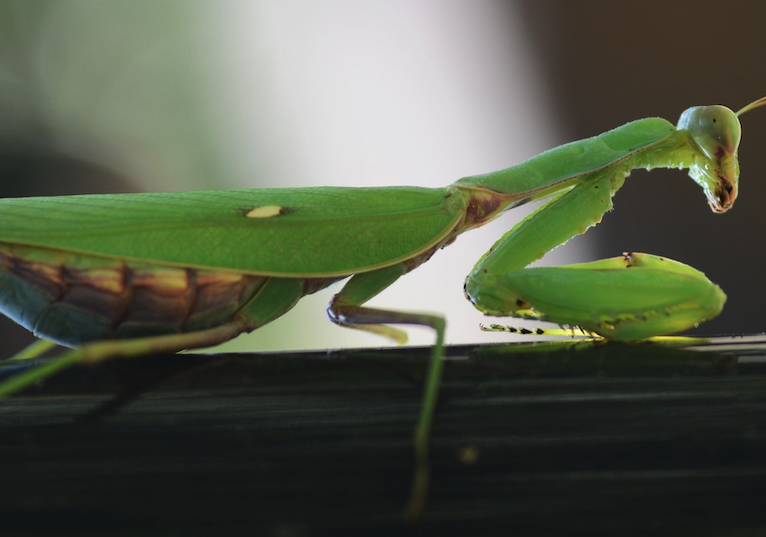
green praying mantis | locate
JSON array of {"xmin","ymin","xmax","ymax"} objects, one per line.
[{"xmin": 0, "ymin": 96, "xmax": 763, "ymax": 518}]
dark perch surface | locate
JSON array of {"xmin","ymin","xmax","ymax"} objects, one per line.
[{"xmin": 1, "ymin": 336, "xmax": 766, "ymax": 536}]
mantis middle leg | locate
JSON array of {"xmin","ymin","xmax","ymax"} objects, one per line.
[{"xmin": 327, "ymin": 263, "xmax": 447, "ymax": 519}]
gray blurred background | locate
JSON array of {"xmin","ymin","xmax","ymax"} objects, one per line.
[{"xmin": 1, "ymin": 0, "xmax": 764, "ymax": 355}]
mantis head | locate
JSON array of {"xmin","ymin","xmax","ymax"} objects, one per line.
[
  {"xmin": 677, "ymin": 104, "xmax": 741, "ymax": 213},
  {"xmin": 677, "ymin": 96, "xmax": 766, "ymax": 213}
]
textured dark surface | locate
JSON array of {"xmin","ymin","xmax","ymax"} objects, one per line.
[{"xmin": 1, "ymin": 337, "xmax": 766, "ymax": 536}]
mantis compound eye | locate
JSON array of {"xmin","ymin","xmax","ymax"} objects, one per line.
[
  {"xmin": 696, "ymin": 105, "xmax": 741, "ymax": 158},
  {"xmin": 680, "ymin": 105, "xmax": 741, "ymax": 160}
]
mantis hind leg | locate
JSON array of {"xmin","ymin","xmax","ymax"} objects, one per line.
[
  {"xmin": 7, "ymin": 338, "xmax": 58, "ymax": 361},
  {"xmin": 0, "ymin": 321, "xmax": 250, "ymax": 399},
  {"xmin": 327, "ymin": 264, "xmax": 446, "ymax": 519}
]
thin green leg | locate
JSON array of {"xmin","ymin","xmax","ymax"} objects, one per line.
[
  {"xmin": 7, "ymin": 338, "xmax": 57, "ymax": 361},
  {"xmin": 327, "ymin": 266, "xmax": 447, "ymax": 519},
  {"xmin": 407, "ymin": 315, "xmax": 445, "ymax": 520},
  {"xmin": 0, "ymin": 350, "xmax": 81, "ymax": 398},
  {"xmin": 0, "ymin": 320, "xmax": 249, "ymax": 400}
]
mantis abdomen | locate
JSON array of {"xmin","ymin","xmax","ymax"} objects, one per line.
[{"xmin": 0, "ymin": 242, "xmax": 339, "ymax": 346}]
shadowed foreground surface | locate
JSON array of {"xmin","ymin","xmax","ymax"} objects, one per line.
[{"xmin": 1, "ymin": 336, "xmax": 766, "ymax": 536}]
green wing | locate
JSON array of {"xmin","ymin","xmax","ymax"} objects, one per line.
[{"xmin": 0, "ymin": 186, "xmax": 466, "ymax": 277}]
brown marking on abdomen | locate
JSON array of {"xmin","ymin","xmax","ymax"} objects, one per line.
[{"xmin": 0, "ymin": 242, "xmax": 272, "ymax": 337}]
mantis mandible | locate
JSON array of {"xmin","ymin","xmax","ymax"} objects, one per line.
[{"xmin": 0, "ymin": 96, "xmax": 762, "ymax": 517}]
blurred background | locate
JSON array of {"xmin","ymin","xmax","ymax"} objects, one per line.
[{"xmin": 0, "ymin": 0, "xmax": 764, "ymax": 355}]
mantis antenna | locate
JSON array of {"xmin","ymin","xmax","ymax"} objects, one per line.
[{"xmin": 736, "ymin": 95, "xmax": 766, "ymax": 117}]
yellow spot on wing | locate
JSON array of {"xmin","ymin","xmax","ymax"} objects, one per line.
[{"xmin": 245, "ymin": 205, "xmax": 283, "ymax": 219}]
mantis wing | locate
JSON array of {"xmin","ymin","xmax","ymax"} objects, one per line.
[{"xmin": 0, "ymin": 186, "xmax": 466, "ymax": 276}]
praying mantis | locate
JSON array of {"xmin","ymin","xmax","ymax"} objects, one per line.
[{"xmin": 0, "ymin": 96, "xmax": 762, "ymax": 518}]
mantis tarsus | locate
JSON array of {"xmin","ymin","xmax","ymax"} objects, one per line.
[{"xmin": 0, "ymin": 96, "xmax": 763, "ymax": 518}]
